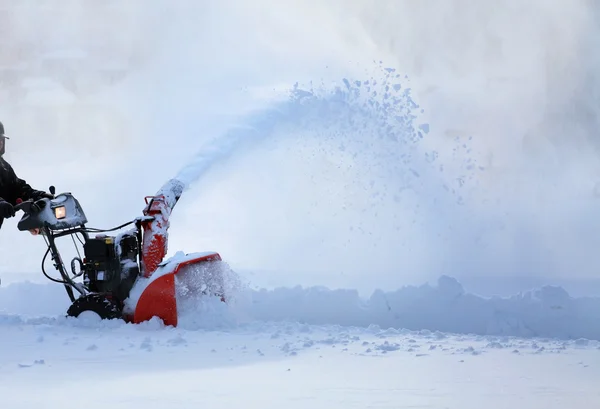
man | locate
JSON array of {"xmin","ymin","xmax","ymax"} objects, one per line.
[{"xmin": 0, "ymin": 121, "xmax": 53, "ymax": 225}]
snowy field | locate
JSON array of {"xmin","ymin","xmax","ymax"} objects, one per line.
[
  {"xmin": 3, "ymin": 1, "xmax": 600, "ymax": 408},
  {"xmin": 2, "ymin": 276, "xmax": 600, "ymax": 408},
  {"xmin": 2, "ymin": 317, "xmax": 599, "ymax": 409}
]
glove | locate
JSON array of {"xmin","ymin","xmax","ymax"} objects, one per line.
[{"xmin": 0, "ymin": 200, "xmax": 15, "ymax": 219}]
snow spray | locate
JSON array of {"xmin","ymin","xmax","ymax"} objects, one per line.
[
  {"xmin": 159, "ymin": 62, "xmax": 488, "ymax": 306},
  {"xmin": 160, "ymin": 63, "xmax": 476, "ymax": 326},
  {"xmin": 172, "ymin": 64, "xmax": 471, "ymax": 198}
]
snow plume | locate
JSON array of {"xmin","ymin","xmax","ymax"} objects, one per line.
[
  {"xmin": 165, "ymin": 64, "xmax": 477, "ymax": 287},
  {"xmin": 173, "ymin": 64, "xmax": 433, "ymax": 193}
]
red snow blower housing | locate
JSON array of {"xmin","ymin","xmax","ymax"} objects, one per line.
[{"xmin": 14, "ymin": 179, "xmax": 227, "ymax": 326}]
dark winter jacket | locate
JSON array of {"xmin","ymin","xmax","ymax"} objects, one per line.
[{"xmin": 0, "ymin": 156, "xmax": 42, "ymax": 205}]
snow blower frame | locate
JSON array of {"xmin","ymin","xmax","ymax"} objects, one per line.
[{"xmin": 12, "ymin": 179, "xmax": 225, "ymax": 326}]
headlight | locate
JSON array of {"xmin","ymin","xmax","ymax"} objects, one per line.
[{"xmin": 54, "ymin": 206, "xmax": 66, "ymax": 219}]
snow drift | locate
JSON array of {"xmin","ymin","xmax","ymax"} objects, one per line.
[
  {"xmin": 1, "ymin": 275, "xmax": 599, "ymax": 342},
  {"xmin": 246, "ymin": 276, "xmax": 600, "ymax": 341}
]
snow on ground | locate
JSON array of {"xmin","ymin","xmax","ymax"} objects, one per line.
[
  {"xmin": 1, "ymin": 308, "xmax": 599, "ymax": 408},
  {"xmin": 3, "ymin": 274, "xmax": 600, "ymax": 341},
  {"xmin": 2, "ymin": 275, "xmax": 600, "ymax": 407},
  {"xmin": 0, "ymin": 270, "xmax": 600, "ymax": 409}
]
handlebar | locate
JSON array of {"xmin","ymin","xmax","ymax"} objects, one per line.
[
  {"xmin": 14, "ymin": 196, "xmax": 52, "ymax": 215},
  {"xmin": 0, "ymin": 199, "xmax": 36, "ymax": 230},
  {"xmin": 14, "ymin": 186, "xmax": 56, "ymax": 214},
  {"xmin": 14, "ymin": 198, "xmax": 36, "ymax": 213}
]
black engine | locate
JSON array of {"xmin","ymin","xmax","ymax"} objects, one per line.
[{"xmin": 82, "ymin": 233, "xmax": 140, "ymax": 303}]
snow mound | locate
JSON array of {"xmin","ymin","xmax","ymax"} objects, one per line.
[
  {"xmin": 246, "ymin": 276, "xmax": 600, "ymax": 341},
  {"xmin": 1, "ymin": 275, "xmax": 599, "ymax": 341}
]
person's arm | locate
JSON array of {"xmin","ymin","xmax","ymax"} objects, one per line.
[
  {"xmin": 15, "ymin": 178, "xmax": 51, "ymax": 200},
  {"xmin": 15, "ymin": 177, "xmax": 36, "ymax": 200},
  {"xmin": 6, "ymin": 163, "xmax": 51, "ymax": 202}
]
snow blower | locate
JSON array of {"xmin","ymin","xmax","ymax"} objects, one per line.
[{"xmin": 13, "ymin": 178, "xmax": 227, "ymax": 326}]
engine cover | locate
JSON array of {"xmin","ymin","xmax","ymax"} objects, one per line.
[{"xmin": 83, "ymin": 233, "xmax": 140, "ymax": 302}]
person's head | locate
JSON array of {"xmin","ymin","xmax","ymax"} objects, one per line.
[{"xmin": 0, "ymin": 121, "xmax": 8, "ymax": 156}]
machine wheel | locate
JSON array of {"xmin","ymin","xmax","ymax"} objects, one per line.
[{"xmin": 67, "ymin": 294, "xmax": 123, "ymax": 320}]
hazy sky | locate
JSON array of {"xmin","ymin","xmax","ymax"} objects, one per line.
[{"xmin": 1, "ymin": 1, "xmax": 599, "ymax": 294}]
